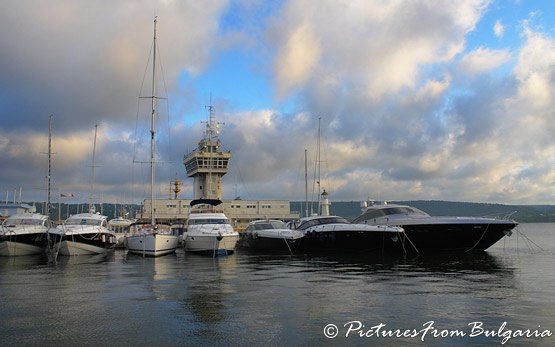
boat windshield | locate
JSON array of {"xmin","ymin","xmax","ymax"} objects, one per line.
[
  {"xmin": 296, "ymin": 216, "xmax": 350, "ymax": 230},
  {"xmin": 353, "ymin": 206, "xmax": 429, "ymax": 222},
  {"xmin": 4, "ymin": 218, "xmax": 44, "ymax": 226},
  {"xmin": 65, "ymin": 218, "xmax": 103, "ymax": 226},
  {"xmin": 188, "ymin": 218, "xmax": 229, "ymax": 225},
  {"xmin": 251, "ymin": 222, "xmax": 276, "ymax": 230}
]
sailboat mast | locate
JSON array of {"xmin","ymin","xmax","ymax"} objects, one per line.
[
  {"xmin": 316, "ymin": 117, "xmax": 321, "ymax": 215},
  {"xmin": 89, "ymin": 124, "xmax": 98, "ymax": 212},
  {"xmin": 150, "ymin": 16, "xmax": 158, "ymax": 227},
  {"xmin": 304, "ymin": 148, "xmax": 308, "ymax": 218},
  {"xmin": 46, "ymin": 115, "xmax": 53, "ymax": 217}
]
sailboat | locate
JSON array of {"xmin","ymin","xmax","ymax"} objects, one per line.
[
  {"xmin": 125, "ymin": 17, "xmax": 180, "ymax": 257},
  {"xmin": 0, "ymin": 116, "xmax": 54, "ymax": 256},
  {"xmin": 292, "ymin": 118, "xmax": 406, "ymax": 252},
  {"xmin": 49, "ymin": 124, "xmax": 117, "ymax": 256}
]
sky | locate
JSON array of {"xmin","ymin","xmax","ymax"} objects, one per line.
[{"xmin": 1, "ymin": 0, "xmax": 554, "ymax": 206}]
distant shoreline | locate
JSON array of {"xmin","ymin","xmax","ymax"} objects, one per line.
[{"xmin": 14, "ymin": 200, "xmax": 555, "ymax": 223}]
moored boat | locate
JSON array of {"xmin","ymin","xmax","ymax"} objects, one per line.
[
  {"xmin": 49, "ymin": 209, "xmax": 116, "ymax": 256},
  {"xmin": 240, "ymin": 219, "xmax": 304, "ymax": 252},
  {"xmin": 0, "ymin": 211, "xmax": 50, "ymax": 256},
  {"xmin": 184, "ymin": 199, "xmax": 239, "ymax": 256},
  {"xmin": 124, "ymin": 17, "xmax": 180, "ymax": 257},
  {"xmin": 292, "ymin": 215, "xmax": 405, "ymax": 252},
  {"xmin": 108, "ymin": 217, "xmax": 134, "ymax": 248},
  {"xmin": 352, "ymin": 201, "xmax": 518, "ymax": 252}
]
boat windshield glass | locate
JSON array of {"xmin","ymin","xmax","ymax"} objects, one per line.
[
  {"xmin": 188, "ymin": 218, "xmax": 229, "ymax": 225},
  {"xmin": 65, "ymin": 218, "xmax": 103, "ymax": 226},
  {"xmin": 269, "ymin": 220, "xmax": 286, "ymax": 229},
  {"xmin": 297, "ymin": 216, "xmax": 350, "ymax": 230},
  {"xmin": 353, "ymin": 206, "xmax": 429, "ymax": 223},
  {"xmin": 4, "ymin": 218, "xmax": 44, "ymax": 226},
  {"xmin": 252, "ymin": 222, "xmax": 276, "ymax": 230}
]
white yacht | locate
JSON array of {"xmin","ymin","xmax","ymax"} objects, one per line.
[
  {"xmin": 0, "ymin": 211, "xmax": 50, "ymax": 256},
  {"xmin": 125, "ymin": 17, "xmax": 180, "ymax": 257},
  {"xmin": 183, "ymin": 199, "xmax": 239, "ymax": 256},
  {"xmin": 108, "ymin": 217, "xmax": 134, "ymax": 248},
  {"xmin": 49, "ymin": 208, "xmax": 117, "ymax": 256},
  {"xmin": 126, "ymin": 224, "xmax": 179, "ymax": 257}
]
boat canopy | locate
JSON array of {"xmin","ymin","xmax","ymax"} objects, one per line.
[{"xmin": 190, "ymin": 198, "xmax": 223, "ymax": 207}]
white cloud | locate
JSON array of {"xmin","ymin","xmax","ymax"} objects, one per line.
[
  {"xmin": 458, "ymin": 47, "xmax": 512, "ymax": 76},
  {"xmin": 494, "ymin": 20, "xmax": 505, "ymax": 38},
  {"xmin": 271, "ymin": 0, "xmax": 489, "ymax": 100}
]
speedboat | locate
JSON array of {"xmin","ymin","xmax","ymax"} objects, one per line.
[
  {"xmin": 240, "ymin": 219, "xmax": 304, "ymax": 252},
  {"xmin": 49, "ymin": 209, "xmax": 117, "ymax": 256},
  {"xmin": 352, "ymin": 201, "xmax": 518, "ymax": 252},
  {"xmin": 0, "ymin": 212, "xmax": 50, "ymax": 256},
  {"xmin": 183, "ymin": 199, "xmax": 239, "ymax": 256},
  {"xmin": 291, "ymin": 215, "xmax": 404, "ymax": 251}
]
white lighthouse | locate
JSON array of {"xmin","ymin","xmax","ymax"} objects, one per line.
[{"xmin": 321, "ymin": 189, "xmax": 331, "ymax": 216}]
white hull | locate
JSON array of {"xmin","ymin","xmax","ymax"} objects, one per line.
[
  {"xmin": 126, "ymin": 233, "xmax": 179, "ymax": 257},
  {"xmin": 0, "ymin": 241, "xmax": 45, "ymax": 256},
  {"xmin": 114, "ymin": 233, "xmax": 133, "ymax": 248},
  {"xmin": 184, "ymin": 233, "xmax": 239, "ymax": 254},
  {"xmin": 53, "ymin": 240, "xmax": 113, "ymax": 256}
]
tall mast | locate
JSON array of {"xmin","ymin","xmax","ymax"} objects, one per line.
[
  {"xmin": 304, "ymin": 148, "xmax": 308, "ymax": 218},
  {"xmin": 89, "ymin": 124, "xmax": 98, "ymax": 212},
  {"xmin": 317, "ymin": 117, "xmax": 322, "ymax": 215},
  {"xmin": 150, "ymin": 16, "xmax": 158, "ymax": 226},
  {"xmin": 46, "ymin": 115, "xmax": 52, "ymax": 217}
]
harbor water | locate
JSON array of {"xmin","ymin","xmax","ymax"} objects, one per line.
[{"xmin": 1, "ymin": 223, "xmax": 554, "ymax": 346}]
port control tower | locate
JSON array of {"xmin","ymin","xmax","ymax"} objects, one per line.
[{"xmin": 183, "ymin": 105, "xmax": 231, "ymax": 200}]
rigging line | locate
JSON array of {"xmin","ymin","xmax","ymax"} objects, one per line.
[
  {"xmin": 465, "ymin": 223, "xmax": 490, "ymax": 253},
  {"xmin": 134, "ymin": 39, "xmax": 154, "ymax": 162},
  {"xmin": 516, "ymin": 228, "xmax": 543, "ymax": 251},
  {"xmin": 402, "ymin": 230, "xmax": 420, "ymax": 254},
  {"xmin": 230, "ymin": 158, "xmax": 253, "ymax": 198},
  {"xmin": 156, "ymin": 43, "xmax": 173, "ymax": 165}
]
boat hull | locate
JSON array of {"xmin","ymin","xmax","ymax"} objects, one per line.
[
  {"xmin": 126, "ymin": 233, "xmax": 179, "ymax": 257},
  {"xmin": 399, "ymin": 222, "xmax": 517, "ymax": 252},
  {"xmin": 184, "ymin": 234, "xmax": 239, "ymax": 255},
  {"xmin": 299, "ymin": 229, "xmax": 404, "ymax": 252},
  {"xmin": 0, "ymin": 233, "xmax": 48, "ymax": 256},
  {"xmin": 239, "ymin": 235, "xmax": 303, "ymax": 252},
  {"xmin": 50, "ymin": 233, "xmax": 116, "ymax": 256}
]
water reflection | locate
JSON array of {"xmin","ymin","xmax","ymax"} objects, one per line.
[
  {"xmin": 1, "ymin": 224, "xmax": 553, "ymax": 346},
  {"xmin": 182, "ymin": 254, "xmax": 238, "ymax": 325}
]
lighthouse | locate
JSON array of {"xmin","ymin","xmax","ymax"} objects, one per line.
[
  {"xmin": 183, "ymin": 105, "xmax": 231, "ymax": 200},
  {"xmin": 321, "ymin": 189, "xmax": 331, "ymax": 216}
]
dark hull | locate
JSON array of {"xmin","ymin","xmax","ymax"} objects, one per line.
[
  {"xmin": 299, "ymin": 230, "xmax": 404, "ymax": 252},
  {"xmin": 400, "ymin": 222, "xmax": 517, "ymax": 252},
  {"xmin": 0, "ymin": 233, "xmax": 48, "ymax": 256},
  {"xmin": 239, "ymin": 235, "xmax": 302, "ymax": 252},
  {"xmin": 49, "ymin": 232, "xmax": 117, "ymax": 252},
  {"xmin": 1, "ymin": 232, "xmax": 48, "ymax": 247}
]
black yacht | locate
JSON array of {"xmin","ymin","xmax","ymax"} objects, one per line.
[{"xmin": 352, "ymin": 202, "xmax": 518, "ymax": 252}]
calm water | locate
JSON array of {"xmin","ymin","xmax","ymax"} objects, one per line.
[{"xmin": 1, "ymin": 223, "xmax": 554, "ymax": 346}]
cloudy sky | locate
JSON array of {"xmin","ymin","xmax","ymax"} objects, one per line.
[{"xmin": 1, "ymin": 0, "xmax": 554, "ymax": 206}]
